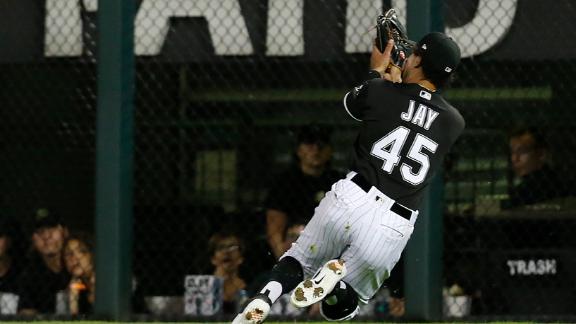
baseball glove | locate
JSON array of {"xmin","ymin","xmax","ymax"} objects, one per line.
[{"xmin": 375, "ymin": 9, "xmax": 415, "ymax": 67}]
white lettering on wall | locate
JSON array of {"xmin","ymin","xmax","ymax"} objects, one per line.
[
  {"xmin": 344, "ymin": 0, "xmax": 408, "ymax": 54},
  {"xmin": 45, "ymin": 0, "xmax": 79, "ymax": 56},
  {"xmin": 45, "ymin": 0, "xmax": 98, "ymax": 57},
  {"xmin": 446, "ymin": 0, "xmax": 518, "ymax": 57},
  {"xmin": 134, "ymin": 0, "xmax": 253, "ymax": 56},
  {"xmin": 83, "ymin": 0, "xmax": 97, "ymax": 12},
  {"xmin": 345, "ymin": 0, "xmax": 387, "ymax": 54},
  {"xmin": 266, "ymin": 0, "xmax": 304, "ymax": 56},
  {"xmin": 43, "ymin": 0, "xmax": 516, "ymax": 58}
]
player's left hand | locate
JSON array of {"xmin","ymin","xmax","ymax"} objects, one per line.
[{"xmin": 371, "ymin": 40, "xmax": 402, "ymax": 83}]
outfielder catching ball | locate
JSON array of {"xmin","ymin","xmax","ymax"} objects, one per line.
[{"xmin": 233, "ymin": 9, "xmax": 465, "ymax": 323}]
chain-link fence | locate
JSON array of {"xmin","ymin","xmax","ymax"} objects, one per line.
[
  {"xmin": 1, "ymin": 0, "xmax": 576, "ymax": 321},
  {"xmin": 442, "ymin": 0, "xmax": 576, "ymax": 319}
]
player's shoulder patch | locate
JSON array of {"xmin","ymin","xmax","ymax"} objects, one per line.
[
  {"xmin": 352, "ymin": 84, "xmax": 364, "ymax": 96},
  {"xmin": 350, "ymin": 79, "xmax": 376, "ymax": 99}
]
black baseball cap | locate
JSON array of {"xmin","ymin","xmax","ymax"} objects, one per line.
[
  {"xmin": 416, "ymin": 32, "xmax": 461, "ymax": 75},
  {"xmin": 296, "ymin": 124, "xmax": 332, "ymax": 145},
  {"xmin": 33, "ymin": 208, "xmax": 64, "ymax": 231}
]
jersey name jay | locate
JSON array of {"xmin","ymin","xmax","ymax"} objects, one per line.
[{"xmin": 400, "ymin": 100, "xmax": 439, "ymax": 130}]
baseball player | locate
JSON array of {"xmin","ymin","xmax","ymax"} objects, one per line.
[{"xmin": 233, "ymin": 31, "xmax": 465, "ymax": 323}]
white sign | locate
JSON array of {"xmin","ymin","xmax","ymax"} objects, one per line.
[
  {"xmin": 0, "ymin": 293, "xmax": 19, "ymax": 315},
  {"xmin": 506, "ymin": 259, "xmax": 557, "ymax": 276},
  {"xmin": 184, "ymin": 275, "xmax": 223, "ymax": 316}
]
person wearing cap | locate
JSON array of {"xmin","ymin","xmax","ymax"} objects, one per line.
[
  {"xmin": 396, "ymin": 32, "xmax": 461, "ymax": 90},
  {"xmin": 233, "ymin": 32, "xmax": 465, "ymax": 324},
  {"xmin": 17, "ymin": 209, "xmax": 70, "ymax": 315},
  {"xmin": 264, "ymin": 124, "xmax": 344, "ymax": 260}
]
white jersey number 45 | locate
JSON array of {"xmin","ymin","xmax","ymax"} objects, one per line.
[{"xmin": 370, "ymin": 126, "xmax": 438, "ymax": 185}]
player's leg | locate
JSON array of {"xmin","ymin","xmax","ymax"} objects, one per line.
[
  {"xmin": 282, "ymin": 185, "xmax": 353, "ymax": 277},
  {"xmin": 320, "ymin": 281, "xmax": 360, "ymax": 321},
  {"xmin": 309, "ymin": 208, "xmax": 412, "ymax": 322},
  {"xmin": 287, "ymin": 175, "xmax": 378, "ymax": 307},
  {"xmin": 338, "ymin": 195, "xmax": 416, "ymax": 309},
  {"xmin": 289, "ymin": 269, "xmax": 360, "ymax": 322},
  {"xmin": 284, "ymin": 173, "xmax": 377, "ymax": 280},
  {"xmin": 283, "ymin": 190, "xmax": 353, "ymax": 307},
  {"xmin": 232, "ymin": 295, "xmax": 271, "ymax": 324},
  {"xmin": 234, "ymin": 180, "xmax": 349, "ymax": 324},
  {"xmin": 234, "ymin": 175, "xmax": 368, "ymax": 323},
  {"xmin": 232, "ymin": 256, "xmax": 303, "ymax": 324},
  {"xmin": 290, "ymin": 259, "xmax": 347, "ymax": 307}
]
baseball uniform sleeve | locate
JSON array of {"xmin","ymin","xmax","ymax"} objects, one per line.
[
  {"xmin": 343, "ymin": 81, "xmax": 372, "ymax": 122},
  {"xmin": 343, "ymin": 71, "xmax": 383, "ymax": 121}
]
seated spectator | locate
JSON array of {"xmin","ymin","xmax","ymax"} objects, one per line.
[
  {"xmin": 265, "ymin": 124, "xmax": 344, "ymax": 259},
  {"xmin": 18, "ymin": 208, "xmax": 70, "ymax": 315},
  {"xmin": 208, "ymin": 230, "xmax": 246, "ymax": 314},
  {"xmin": 62, "ymin": 231, "xmax": 147, "ymax": 315},
  {"xmin": 0, "ymin": 215, "xmax": 26, "ymax": 314},
  {"xmin": 63, "ymin": 232, "xmax": 95, "ymax": 315},
  {"xmin": 502, "ymin": 127, "xmax": 571, "ymax": 209}
]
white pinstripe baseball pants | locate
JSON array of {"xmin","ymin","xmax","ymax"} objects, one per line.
[{"xmin": 283, "ymin": 171, "xmax": 418, "ymax": 303}]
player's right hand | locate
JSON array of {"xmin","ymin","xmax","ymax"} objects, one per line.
[
  {"xmin": 371, "ymin": 40, "xmax": 402, "ymax": 83},
  {"xmin": 370, "ymin": 40, "xmax": 393, "ymax": 74}
]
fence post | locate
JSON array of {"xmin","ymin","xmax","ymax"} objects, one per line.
[
  {"xmin": 94, "ymin": 0, "xmax": 135, "ymax": 320},
  {"xmin": 403, "ymin": 0, "xmax": 444, "ymax": 320}
]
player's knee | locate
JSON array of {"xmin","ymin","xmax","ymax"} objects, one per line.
[
  {"xmin": 320, "ymin": 281, "xmax": 360, "ymax": 321},
  {"xmin": 268, "ymin": 256, "xmax": 304, "ymax": 294}
]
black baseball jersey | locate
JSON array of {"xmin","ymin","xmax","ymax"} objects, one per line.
[
  {"xmin": 265, "ymin": 166, "xmax": 344, "ymax": 226},
  {"xmin": 17, "ymin": 254, "xmax": 70, "ymax": 313},
  {"xmin": 343, "ymin": 77, "xmax": 465, "ymax": 210}
]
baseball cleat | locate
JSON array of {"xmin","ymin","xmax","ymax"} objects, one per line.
[
  {"xmin": 290, "ymin": 259, "xmax": 347, "ymax": 308},
  {"xmin": 320, "ymin": 303, "xmax": 360, "ymax": 322},
  {"xmin": 231, "ymin": 295, "xmax": 271, "ymax": 324}
]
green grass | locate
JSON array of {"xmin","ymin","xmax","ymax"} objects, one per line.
[{"xmin": 10, "ymin": 320, "xmax": 536, "ymax": 324}]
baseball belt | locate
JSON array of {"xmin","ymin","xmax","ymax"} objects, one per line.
[{"xmin": 350, "ymin": 173, "xmax": 413, "ymax": 220}]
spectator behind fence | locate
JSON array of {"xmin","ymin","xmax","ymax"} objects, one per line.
[
  {"xmin": 62, "ymin": 231, "xmax": 148, "ymax": 315},
  {"xmin": 63, "ymin": 232, "xmax": 95, "ymax": 315},
  {"xmin": 0, "ymin": 215, "xmax": 27, "ymax": 314},
  {"xmin": 208, "ymin": 230, "xmax": 247, "ymax": 314},
  {"xmin": 18, "ymin": 208, "xmax": 70, "ymax": 315},
  {"xmin": 502, "ymin": 127, "xmax": 571, "ymax": 209},
  {"xmin": 265, "ymin": 124, "xmax": 344, "ymax": 260}
]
